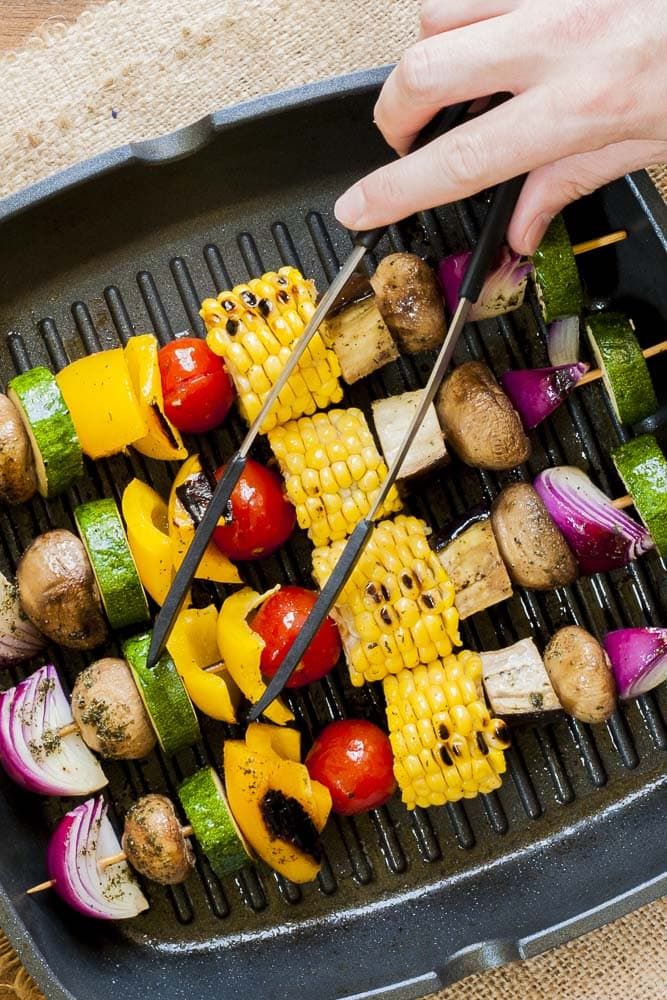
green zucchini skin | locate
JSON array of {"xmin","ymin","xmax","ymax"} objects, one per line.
[
  {"xmin": 532, "ymin": 215, "xmax": 583, "ymax": 323},
  {"xmin": 178, "ymin": 767, "xmax": 250, "ymax": 879},
  {"xmin": 612, "ymin": 434, "xmax": 667, "ymax": 556},
  {"xmin": 7, "ymin": 367, "xmax": 83, "ymax": 498},
  {"xmin": 586, "ymin": 313, "xmax": 658, "ymax": 426},
  {"xmin": 123, "ymin": 632, "xmax": 200, "ymax": 756}
]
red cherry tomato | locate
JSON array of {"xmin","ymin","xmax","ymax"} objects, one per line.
[
  {"xmin": 251, "ymin": 586, "xmax": 341, "ymax": 688},
  {"xmin": 212, "ymin": 458, "xmax": 295, "ymax": 561},
  {"xmin": 305, "ymin": 720, "xmax": 396, "ymax": 815},
  {"xmin": 158, "ymin": 337, "xmax": 235, "ymax": 434}
]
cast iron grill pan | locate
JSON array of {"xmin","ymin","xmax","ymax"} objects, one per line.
[{"xmin": 0, "ymin": 70, "xmax": 664, "ymax": 1000}]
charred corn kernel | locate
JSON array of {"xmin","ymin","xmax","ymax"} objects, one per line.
[
  {"xmin": 269, "ymin": 409, "xmax": 402, "ymax": 548},
  {"xmin": 383, "ymin": 650, "xmax": 508, "ymax": 809},
  {"xmin": 202, "ymin": 268, "xmax": 342, "ymax": 432},
  {"xmin": 313, "ymin": 515, "xmax": 460, "ymax": 686}
]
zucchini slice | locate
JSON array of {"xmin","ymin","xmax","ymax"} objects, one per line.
[
  {"xmin": 7, "ymin": 367, "xmax": 83, "ymax": 498},
  {"xmin": 532, "ymin": 215, "xmax": 583, "ymax": 323},
  {"xmin": 178, "ymin": 767, "xmax": 251, "ymax": 878},
  {"xmin": 74, "ymin": 499, "xmax": 150, "ymax": 630},
  {"xmin": 122, "ymin": 632, "xmax": 200, "ymax": 756},
  {"xmin": 586, "ymin": 313, "xmax": 658, "ymax": 425},
  {"xmin": 612, "ymin": 434, "xmax": 667, "ymax": 556}
]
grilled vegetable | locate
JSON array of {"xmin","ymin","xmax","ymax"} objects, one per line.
[
  {"xmin": 71, "ymin": 657, "xmax": 156, "ymax": 760},
  {"xmin": 547, "ymin": 315, "xmax": 580, "ymax": 366},
  {"xmin": 217, "ymin": 588, "xmax": 294, "ymax": 726},
  {"xmin": 0, "ymin": 393, "xmax": 38, "ymax": 504},
  {"xmin": 480, "ymin": 639, "xmax": 561, "ymax": 715},
  {"xmin": 213, "ymin": 457, "xmax": 296, "ymax": 561},
  {"xmin": 167, "ymin": 604, "xmax": 239, "ymax": 723},
  {"xmin": 245, "ymin": 722, "xmax": 301, "ymax": 762},
  {"xmin": 47, "ymin": 797, "xmax": 149, "ymax": 920},
  {"xmin": 383, "ymin": 653, "xmax": 509, "ymax": 809},
  {"xmin": 543, "ymin": 626, "xmax": 616, "ymax": 723},
  {"xmin": 202, "ymin": 267, "xmax": 342, "ymax": 432},
  {"xmin": 491, "ymin": 483, "xmax": 578, "ymax": 589},
  {"xmin": 323, "ymin": 292, "xmax": 398, "ymax": 384},
  {"xmin": 122, "ymin": 794, "xmax": 195, "ymax": 885},
  {"xmin": 55, "ymin": 349, "xmax": 147, "ymax": 459},
  {"xmin": 17, "ymin": 530, "xmax": 108, "ymax": 649},
  {"xmin": 168, "ymin": 455, "xmax": 241, "ymax": 583},
  {"xmin": 501, "ymin": 362, "xmax": 589, "ymax": 430},
  {"xmin": 312, "ymin": 515, "xmax": 460, "ymax": 687},
  {"xmin": 438, "ymin": 246, "xmax": 531, "ymax": 321},
  {"xmin": 612, "ymin": 434, "xmax": 667, "ymax": 556},
  {"xmin": 158, "ymin": 336, "xmax": 235, "ymax": 435},
  {"xmin": 371, "ymin": 390, "xmax": 447, "ymax": 480},
  {"xmin": 533, "ymin": 466, "xmax": 653, "ymax": 574},
  {"xmin": 178, "ymin": 767, "xmax": 251, "ymax": 879},
  {"xmin": 74, "ymin": 499, "xmax": 150, "ymax": 631},
  {"xmin": 268, "ymin": 408, "xmax": 401, "ymax": 547},
  {"xmin": 532, "ymin": 215, "xmax": 583, "ymax": 323},
  {"xmin": 0, "ymin": 570, "xmax": 45, "ymax": 666},
  {"xmin": 305, "ymin": 719, "xmax": 396, "ymax": 815},
  {"xmin": 251, "ymin": 586, "xmax": 341, "ymax": 688},
  {"xmin": 0, "ymin": 665, "xmax": 107, "ymax": 796},
  {"xmin": 432, "ymin": 515, "xmax": 513, "ymax": 619},
  {"xmin": 435, "ymin": 361, "xmax": 530, "ymax": 470},
  {"xmin": 122, "ymin": 632, "xmax": 200, "ymax": 757},
  {"xmin": 223, "ymin": 735, "xmax": 331, "ymax": 883},
  {"xmin": 124, "ymin": 334, "xmax": 188, "ymax": 459},
  {"xmin": 122, "ymin": 479, "xmax": 173, "ymax": 605},
  {"xmin": 7, "ymin": 368, "xmax": 83, "ymax": 498},
  {"xmin": 603, "ymin": 628, "xmax": 667, "ymax": 698},
  {"xmin": 370, "ymin": 252, "xmax": 445, "ymax": 352},
  {"xmin": 585, "ymin": 313, "xmax": 658, "ymax": 426}
]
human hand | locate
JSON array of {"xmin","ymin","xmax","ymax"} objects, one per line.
[{"xmin": 334, "ymin": 0, "xmax": 667, "ymax": 254}]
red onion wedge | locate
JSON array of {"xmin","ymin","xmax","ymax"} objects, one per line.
[
  {"xmin": 547, "ymin": 316, "xmax": 580, "ymax": 367},
  {"xmin": 534, "ymin": 466, "xmax": 654, "ymax": 574},
  {"xmin": 0, "ymin": 571, "xmax": 45, "ymax": 667},
  {"xmin": 0, "ymin": 665, "xmax": 107, "ymax": 796},
  {"xmin": 438, "ymin": 246, "xmax": 532, "ymax": 321},
  {"xmin": 603, "ymin": 628, "xmax": 667, "ymax": 698},
  {"xmin": 501, "ymin": 362, "xmax": 589, "ymax": 430},
  {"xmin": 47, "ymin": 796, "xmax": 149, "ymax": 919}
]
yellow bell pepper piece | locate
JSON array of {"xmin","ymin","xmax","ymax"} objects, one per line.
[
  {"xmin": 245, "ymin": 722, "xmax": 301, "ymax": 762},
  {"xmin": 224, "ymin": 739, "xmax": 331, "ymax": 883},
  {"xmin": 124, "ymin": 335, "xmax": 188, "ymax": 461},
  {"xmin": 169, "ymin": 454, "xmax": 241, "ymax": 585},
  {"xmin": 56, "ymin": 348, "xmax": 147, "ymax": 459},
  {"xmin": 167, "ymin": 604, "xmax": 239, "ymax": 723},
  {"xmin": 121, "ymin": 479, "xmax": 174, "ymax": 605},
  {"xmin": 217, "ymin": 587, "xmax": 293, "ymax": 726}
]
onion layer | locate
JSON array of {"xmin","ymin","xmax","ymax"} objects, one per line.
[
  {"xmin": 0, "ymin": 571, "xmax": 45, "ymax": 667},
  {"xmin": 0, "ymin": 665, "xmax": 107, "ymax": 796},
  {"xmin": 533, "ymin": 466, "xmax": 654, "ymax": 574},
  {"xmin": 603, "ymin": 627, "xmax": 667, "ymax": 698},
  {"xmin": 438, "ymin": 246, "xmax": 532, "ymax": 321},
  {"xmin": 501, "ymin": 362, "xmax": 589, "ymax": 430},
  {"xmin": 47, "ymin": 796, "xmax": 149, "ymax": 919},
  {"xmin": 547, "ymin": 316, "xmax": 580, "ymax": 366}
]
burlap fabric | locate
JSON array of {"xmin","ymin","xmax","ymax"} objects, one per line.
[{"xmin": 0, "ymin": 2, "xmax": 664, "ymax": 998}]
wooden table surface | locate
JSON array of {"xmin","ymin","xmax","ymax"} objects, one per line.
[{"xmin": 0, "ymin": 1, "xmax": 91, "ymax": 50}]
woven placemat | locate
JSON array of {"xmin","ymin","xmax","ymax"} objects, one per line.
[{"xmin": 0, "ymin": 2, "xmax": 665, "ymax": 998}]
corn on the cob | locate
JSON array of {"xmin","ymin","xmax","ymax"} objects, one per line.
[
  {"xmin": 268, "ymin": 408, "xmax": 402, "ymax": 547},
  {"xmin": 383, "ymin": 653, "xmax": 509, "ymax": 808},
  {"xmin": 201, "ymin": 267, "xmax": 342, "ymax": 433},
  {"xmin": 312, "ymin": 515, "xmax": 460, "ymax": 686}
]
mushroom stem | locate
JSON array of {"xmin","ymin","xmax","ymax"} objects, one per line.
[
  {"xmin": 572, "ymin": 229, "xmax": 627, "ymax": 255},
  {"xmin": 578, "ymin": 340, "xmax": 667, "ymax": 386}
]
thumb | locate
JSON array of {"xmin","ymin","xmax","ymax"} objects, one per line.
[{"xmin": 508, "ymin": 139, "xmax": 667, "ymax": 255}]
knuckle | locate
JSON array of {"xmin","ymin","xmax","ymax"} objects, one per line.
[
  {"xmin": 419, "ymin": 0, "xmax": 442, "ymax": 36},
  {"xmin": 398, "ymin": 42, "xmax": 438, "ymax": 103},
  {"xmin": 361, "ymin": 166, "xmax": 407, "ymax": 214},
  {"xmin": 441, "ymin": 130, "xmax": 487, "ymax": 188}
]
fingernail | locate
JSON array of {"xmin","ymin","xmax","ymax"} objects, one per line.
[
  {"xmin": 521, "ymin": 213, "xmax": 554, "ymax": 255},
  {"xmin": 334, "ymin": 185, "xmax": 366, "ymax": 228}
]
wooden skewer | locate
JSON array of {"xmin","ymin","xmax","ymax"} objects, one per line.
[
  {"xmin": 27, "ymin": 824, "xmax": 196, "ymax": 894},
  {"xmin": 612, "ymin": 495, "xmax": 633, "ymax": 510},
  {"xmin": 572, "ymin": 229, "xmax": 627, "ymax": 256},
  {"xmin": 577, "ymin": 340, "xmax": 667, "ymax": 387}
]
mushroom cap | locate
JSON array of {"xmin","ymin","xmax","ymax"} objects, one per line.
[
  {"xmin": 71, "ymin": 657, "xmax": 156, "ymax": 759},
  {"xmin": 543, "ymin": 625, "xmax": 616, "ymax": 724},
  {"xmin": 122, "ymin": 794, "xmax": 194, "ymax": 885}
]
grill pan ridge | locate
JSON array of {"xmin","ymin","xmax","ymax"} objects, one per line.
[{"xmin": 0, "ymin": 69, "xmax": 664, "ymax": 1000}]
